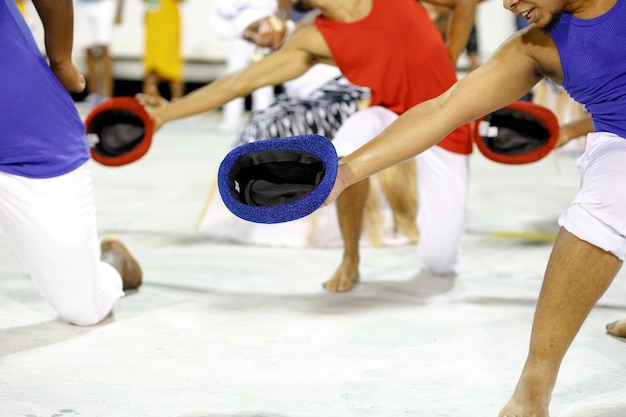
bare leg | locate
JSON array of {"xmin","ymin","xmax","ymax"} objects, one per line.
[
  {"xmin": 169, "ymin": 79, "xmax": 184, "ymax": 100},
  {"xmin": 100, "ymin": 45, "xmax": 114, "ymax": 98},
  {"xmin": 323, "ymin": 178, "xmax": 369, "ymax": 292},
  {"xmin": 378, "ymin": 161, "xmax": 419, "ymax": 242},
  {"xmin": 143, "ymin": 70, "xmax": 160, "ymax": 98},
  {"xmin": 499, "ymin": 228, "xmax": 622, "ymax": 417},
  {"xmin": 85, "ymin": 48, "xmax": 98, "ymax": 95},
  {"xmin": 606, "ymin": 318, "xmax": 626, "ymax": 337}
]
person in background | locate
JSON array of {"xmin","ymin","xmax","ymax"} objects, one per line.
[
  {"xmin": 75, "ymin": 0, "xmax": 124, "ymax": 107},
  {"xmin": 143, "ymin": 0, "xmax": 185, "ymax": 100},
  {"xmin": 209, "ymin": 0, "xmax": 277, "ymax": 132},
  {"xmin": 137, "ymin": 0, "xmax": 478, "ymax": 293},
  {"xmin": 198, "ymin": 6, "xmax": 390, "ymax": 249}
]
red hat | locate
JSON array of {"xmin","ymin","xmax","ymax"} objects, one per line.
[
  {"xmin": 474, "ymin": 101, "xmax": 559, "ymax": 164},
  {"xmin": 84, "ymin": 97, "xmax": 154, "ymax": 167}
]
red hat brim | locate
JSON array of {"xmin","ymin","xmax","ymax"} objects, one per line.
[
  {"xmin": 474, "ymin": 101, "xmax": 559, "ymax": 165},
  {"xmin": 84, "ymin": 97, "xmax": 154, "ymax": 167}
]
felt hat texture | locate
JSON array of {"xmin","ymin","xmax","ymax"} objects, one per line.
[
  {"xmin": 474, "ymin": 100, "xmax": 559, "ymax": 164},
  {"xmin": 218, "ymin": 134, "xmax": 338, "ymax": 224},
  {"xmin": 84, "ymin": 96, "xmax": 154, "ymax": 167}
]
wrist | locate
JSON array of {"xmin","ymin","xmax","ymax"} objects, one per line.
[{"xmin": 48, "ymin": 57, "xmax": 72, "ymax": 71}]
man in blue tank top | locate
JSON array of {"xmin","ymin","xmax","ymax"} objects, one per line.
[
  {"xmin": 0, "ymin": 0, "xmax": 142, "ymax": 325},
  {"xmin": 320, "ymin": 0, "xmax": 626, "ymax": 415}
]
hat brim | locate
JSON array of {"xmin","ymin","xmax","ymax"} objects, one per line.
[
  {"xmin": 85, "ymin": 96, "xmax": 154, "ymax": 167},
  {"xmin": 474, "ymin": 101, "xmax": 559, "ymax": 164},
  {"xmin": 218, "ymin": 134, "xmax": 338, "ymax": 224}
]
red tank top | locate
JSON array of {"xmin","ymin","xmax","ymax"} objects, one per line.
[{"xmin": 315, "ymin": 0, "xmax": 472, "ymax": 154}]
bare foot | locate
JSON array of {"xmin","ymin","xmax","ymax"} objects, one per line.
[
  {"xmin": 322, "ymin": 260, "xmax": 360, "ymax": 292},
  {"xmin": 606, "ymin": 318, "xmax": 626, "ymax": 338},
  {"xmin": 499, "ymin": 399, "xmax": 549, "ymax": 417},
  {"xmin": 101, "ymin": 236, "xmax": 143, "ymax": 291},
  {"xmin": 499, "ymin": 370, "xmax": 552, "ymax": 417}
]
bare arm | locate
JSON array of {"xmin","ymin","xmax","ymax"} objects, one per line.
[
  {"xmin": 422, "ymin": 0, "xmax": 479, "ymax": 64},
  {"xmin": 144, "ymin": 27, "xmax": 329, "ymax": 130},
  {"xmin": 557, "ymin": 115, "xmax": 593, "ymax": 147},
  {"xmin": 325, "ymin": 29, "xmax": 550, "ymax": 204},
  {"xmin": 31, "ymin": 0, "xmax": 85, "ymax": 92}
]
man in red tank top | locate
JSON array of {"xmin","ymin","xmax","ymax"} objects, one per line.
[{"xmin": 140, "ymin": 0, "xmax": 478, "ymax": 292}]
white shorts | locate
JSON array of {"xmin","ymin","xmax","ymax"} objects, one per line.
[
  {"xmin": 0, "ymin": 162, "xmax": 124, "ymax": 325},
  {"xmin": 333, "ymin": 106, "xmax": 470, "ymax": 274},
  {"xmin": 559, "ymin": 132, "xmax": 626, "ymax": 260},
  {"xmin": 75, "ymin": 0, "xmax": 118, "ymax": 48}
]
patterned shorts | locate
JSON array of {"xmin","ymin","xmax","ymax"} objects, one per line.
[{"xmin": 235, "ymin": 76, "xmax": 370, "ymax": 147}]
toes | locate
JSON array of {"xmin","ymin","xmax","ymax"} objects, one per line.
[
  {"xmin": 606, "ymin": 319, "xmax": 626, "ymax": 337},
  {"xmin": 322, "ymin": 278, "xmax": 354, "ymax": 292}
]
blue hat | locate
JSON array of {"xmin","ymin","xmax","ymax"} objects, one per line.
[{"xmin": 218, "ymin": 134, "xmax": 338, "ymax": 224}]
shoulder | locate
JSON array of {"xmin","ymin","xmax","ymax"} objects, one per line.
[
  {"xmin": 284, "ymin": 24, "xmax": 335, "ymax": 65},
  {"xmin": 499, "ymin": 25, "xmax": 564, "ymax": 82}
]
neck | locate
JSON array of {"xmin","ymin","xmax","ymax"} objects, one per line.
[{"xmin": 565, "ymin": 0, "xmax": 617, "ymax": 17}]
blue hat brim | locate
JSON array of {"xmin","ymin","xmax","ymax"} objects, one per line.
[{"xmin": 218, "ymin": 134, "xmax": 337, "ymax": 224}]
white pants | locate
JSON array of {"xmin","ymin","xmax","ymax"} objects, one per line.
[
  {"xmin": 75, "ymin": 0, "xmax": 118, "ymax": 48},
  {"xmin": 0, "ymin": 162, "xmax": 124, "ymax": 325},
  {"xmin": 333, "ymin": 106, "xmax": 470, "ymax": 274},
  {"xmin": 559, "ymin": 132, "xmax": 626, "ymax": 260}
]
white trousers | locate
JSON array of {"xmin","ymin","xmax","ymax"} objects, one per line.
[
  {"xmin": 0, "ymin": 162, "xmax": 124, "ymax": 325},
  {"xmin": 333, "ymin": 106, "xmax": 470, "ymax": 274},
  {"xmin": 75, "ymin": 0, "xmax": 118, "ymax": 48},
  {"xmin": 559, "ymin": 132, "xmax": 626, "ymax": 260}
]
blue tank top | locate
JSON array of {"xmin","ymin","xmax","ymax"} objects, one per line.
[
  {"xmin": 549, "ymin": 0, "xmax": 626, "ymax": 137},
  {"xmin": 0, "ymin": 0, "xmax": 89, "ymax": 178}
]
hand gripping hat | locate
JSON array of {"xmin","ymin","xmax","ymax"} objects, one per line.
[
  {"xmin": 84, "ymin": 97, "xmax": 154, "ymax": 167},
  {"xmin": 474, "ymin": 101, "xmax": 559, "ymax": 164},
  {"xmin": 218, "ymin": 134, "xmax": 338, "ymax": 224}
]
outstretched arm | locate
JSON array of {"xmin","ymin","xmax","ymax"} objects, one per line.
[
  {"xmin": 141, "ymin": 26, "xmax": 329, "ymax": 130},
  {"xmin": 31, "ymin": 0, "xmax": 85, "ymax": 93},
  {"xmin": 325, "ymin": 29, "xmax": 548, "ymax": 204}
]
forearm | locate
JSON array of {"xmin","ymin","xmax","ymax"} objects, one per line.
[
  {"xmin": 339, "ymin": 58, "xmax": 534, "ymax": 186},
  {"xmin": 557, "ymin": 115, "xmax": 593, "ymax": 147},
  {"xmin": 31, "ymin": 0, "xmax": 75, "ymax": 68},
  {"xmin": 153, "ymin": 75, "xmax": 243, "ymax": 124},
  {"xmin": 153, "ymin": 48, "xmax": 313, "ymax": 125},
  {"xmin": 339, "ymin": 98, "xmax": 466, "ymax": 186}
]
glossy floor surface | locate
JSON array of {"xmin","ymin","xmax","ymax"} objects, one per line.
[{"xmin": 1, "ymin": 110, "xmax": 625, "ymax": 417}]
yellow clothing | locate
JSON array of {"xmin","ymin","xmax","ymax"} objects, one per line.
[
  {"xmin": 15, "ymin": 0, "xmax": 26, "ymax": 16},
  {"xmin": 143, "ymin": 0, "xmax": 183, "ymax": 80}
]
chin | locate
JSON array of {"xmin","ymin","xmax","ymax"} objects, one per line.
[{"xmin": 540, "ymin": 11, "xmax": 562, "ymax": 32}]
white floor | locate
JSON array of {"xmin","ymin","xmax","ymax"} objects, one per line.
[{"xmin": 1, "ymin": 111, "xmax": 625, "ymax": 417}]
